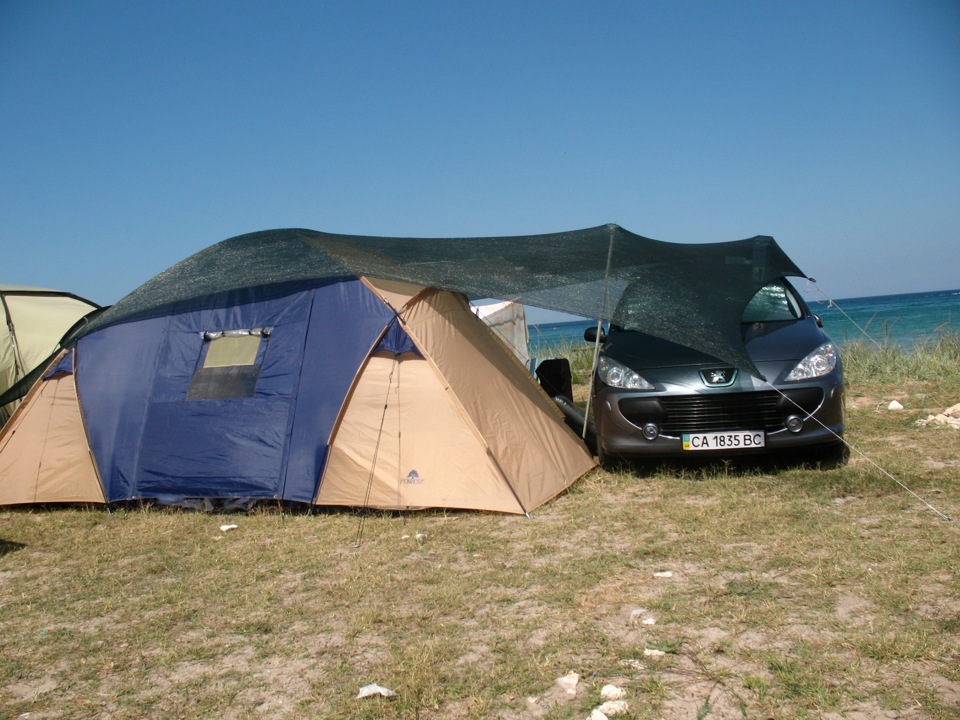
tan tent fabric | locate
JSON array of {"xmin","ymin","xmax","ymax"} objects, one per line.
[
  {"xmin": 318, "ymin": 354, "xmax": 528, "ymax": 513},
  {"xmin": 0, "ymin": 355, "xmax": 104, "ymax": 505},
  {"xmin": 358, "ymin": 277, "xmax": 425, "ymax": 314},
  {"xmin": 403, "ymin": 290, "xmax": 595, "ymax": 511},
  {"xmin": 318, "ymin": 281, "xmax": 595, "ymax": 513}
]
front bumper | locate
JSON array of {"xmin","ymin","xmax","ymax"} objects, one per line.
[{"xmin": 593, "ymin": 378, "xmax": 845, "ymax": 457}]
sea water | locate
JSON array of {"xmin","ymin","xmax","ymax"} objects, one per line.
[
  {"xmin": 810, "ymin": 288, "xmax": 959, "ymax": 347},
  {"xmin": 527, "ymin": 287, "xmax": 960, "ymax": 357}
]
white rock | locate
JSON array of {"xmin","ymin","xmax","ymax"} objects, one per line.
[
  {"xmin": 356, "ymin": 682, "xmax": 396, "ymax": 699},
  {"xmin": 643, "ymin": 648, "xmax": 665, "ymax": 658},
  {"xmin": 653, "ymin": 570, "xmax": 673, "ymax": 578},
  {"xmin": 888, "ymin": 400, "xmax": 904, "ymax": 411},
  {"xmin": 918, "ymin": 408, "xmax": 960, "ymax": 428},
  {"xmin": 556, "ymin": 672, "xmax": 580, "ymax": 695},
  {"xmin": 596, "ymin": 699, "xmax": 630, "ymax": 716},
  {"xmin": 642, "ymin": 617, "xmax": 656, "ymax": 625},
  {"xmin": 219, "ymin": 524, "xmax": 238, "ymax": 532},
  {"xmin": 600, "ymin": 684, "xmax": 627, "ymax": 700},
  {"xmin": 588, "ymin": 710, "xmax": 609, "ymax": 720}
]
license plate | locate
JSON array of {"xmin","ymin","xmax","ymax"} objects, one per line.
[{"xmin": 682, "ymin": 431, "xmax": 765, "ymax": 451}]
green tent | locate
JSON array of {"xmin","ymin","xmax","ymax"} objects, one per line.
[{"xmin": 1, "ymin": 285, "xmax": 100, "ymax": 424}]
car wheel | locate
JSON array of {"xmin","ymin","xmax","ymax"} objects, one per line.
[
  {"xmin": 812, "ymin": 441, "xmax": 849, "ymax": 468},
  {"xmin": 597, "ymin": 442, "xmax": 625, "ymax": 471}
]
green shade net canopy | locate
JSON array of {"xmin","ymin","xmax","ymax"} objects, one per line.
[{"xmin": 80, "ymin": 224, "xmax": 807, "ymax": 378}]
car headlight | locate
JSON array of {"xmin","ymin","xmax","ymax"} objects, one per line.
[
  {"xmin": 597, "ymin": 356, "xmax": 655, "ymax": 390},
  {"xmin": 784, "ymin": 342, "xmax": 839, "ymax": 382}
]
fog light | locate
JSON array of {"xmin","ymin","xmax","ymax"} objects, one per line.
[
  {"xmin": 642, "ymin": 423, "xmax": 660, "ymax": 441},
  {"xmin": 785, "ymin": 415, "xmax": 804, "ymax": 433}
]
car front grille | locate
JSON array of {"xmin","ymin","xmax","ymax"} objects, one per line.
[
  {"xmin": 658, "ymin": 392, "xmax": 783, "ymax": 433},
  {"xmin": 618, "ymin": 389, "xmax": 824, "ymax": 434}
]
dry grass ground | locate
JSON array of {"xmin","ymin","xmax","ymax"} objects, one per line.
[{"xmin": 1, "ymin": 341, "xmax": 958, "ymax": 719}]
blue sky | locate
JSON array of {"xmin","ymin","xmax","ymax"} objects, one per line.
[{"xmin": 2, "ymin": 1, "xmax": 958, "ymax": 313}]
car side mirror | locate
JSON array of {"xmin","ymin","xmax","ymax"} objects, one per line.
[
  {"xmin": 583, "ymin": 326, "xmax": 606, "ymax": 343},
  {"xmin": 814, "ymin": 314, "xmax": 823, "ymax": 328}
]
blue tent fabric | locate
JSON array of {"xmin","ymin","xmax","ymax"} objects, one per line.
[
  {"xmin": 76, "ymin": 279, "xmax": 395, "ymax": 503},
  {"xmin": 43, "ymin": 349, "xmax": 74, "ymax": 379},
  {"xmin": 376, "ymin": 320, "xmax": 422, "ymax": 357}
]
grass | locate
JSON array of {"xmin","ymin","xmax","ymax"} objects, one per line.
[
  {"xmin": 1, "ymin": 341, "xmax": 959, "ymax": 719},
  {"xmin": 838, "ymin": 330, "xmax": 960, "ymax": 397}
]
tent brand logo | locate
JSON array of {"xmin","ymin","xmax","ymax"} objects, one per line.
[
  {"xmin": 402, "ymin": 470, "xmax": 424, "ymax": 485},
  {"xmin": 700, "ymin": 367, "xmax": 737, "ymax": 387}
]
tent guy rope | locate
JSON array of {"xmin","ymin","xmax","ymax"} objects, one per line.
[{"xmin": 763, "ymin": 379, "xmax": 953, "ymax": 522}]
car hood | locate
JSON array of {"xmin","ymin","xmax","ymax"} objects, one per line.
[
  {"xmin": 604, "ymin": 317, "xmax": 828, "ymax": 369},
  {"xmin": 742, "ymin": 318, "xmax": 828, "ymax": 362}
]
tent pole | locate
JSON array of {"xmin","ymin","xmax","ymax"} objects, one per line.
[
  {"xmin": 1, "ymin": 293, "xmax": 27, "ymax": 381},
  {"xmin": 584, "ymin": 321, "xmax": 603, "ymax": 443},
  {"xmin": 583, "ymin": 228, "xmax": 615, "ymax": 442},
  {"xmin": 354, "ymin": 346, "xmax": 399, "ymax": 548}
]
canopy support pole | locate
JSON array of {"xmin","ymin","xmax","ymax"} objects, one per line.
[{"xmin": 583, "ymin": 228, "xmax": 616, "ymax": 443}]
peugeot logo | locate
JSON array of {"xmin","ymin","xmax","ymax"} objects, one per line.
[{"xmin": 700, "ymin": 367, "xmax": 737, "ymax": 387}]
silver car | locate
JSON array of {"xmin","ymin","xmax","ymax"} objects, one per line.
[{"xmin": 586, "ymin": 279, "xmax": 845, "ymax": 465}]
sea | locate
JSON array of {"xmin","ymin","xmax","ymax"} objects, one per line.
[{"xmin": 527, "ymin": 287, "xmax": 960, "ymax": 357}]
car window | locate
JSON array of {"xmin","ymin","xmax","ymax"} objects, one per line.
[{"xmin": 741, "ymin": 281, "xmax": 802, "ymax": 323}]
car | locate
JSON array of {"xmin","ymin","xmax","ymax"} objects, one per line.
[{"xmin": 585, "ymin": 278, "xmax": 845, "ymax": 465}]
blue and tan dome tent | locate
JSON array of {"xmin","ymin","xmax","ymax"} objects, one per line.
[
  {"xmin": 0, "ymin": 225, "xmax": 805, "ymax": 511},
  {"xmin": 0, "ymin": 272, "xmax": 594, "ymax": 513}
]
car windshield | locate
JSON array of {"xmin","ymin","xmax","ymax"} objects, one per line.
[{"xmin": 741, "ymin": 281, "xmax": 803, "ymax": 323}]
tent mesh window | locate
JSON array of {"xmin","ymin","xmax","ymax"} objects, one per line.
[{"xmin": 187, "ymin": 329, "xmax": 270, "ymax": 400}]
